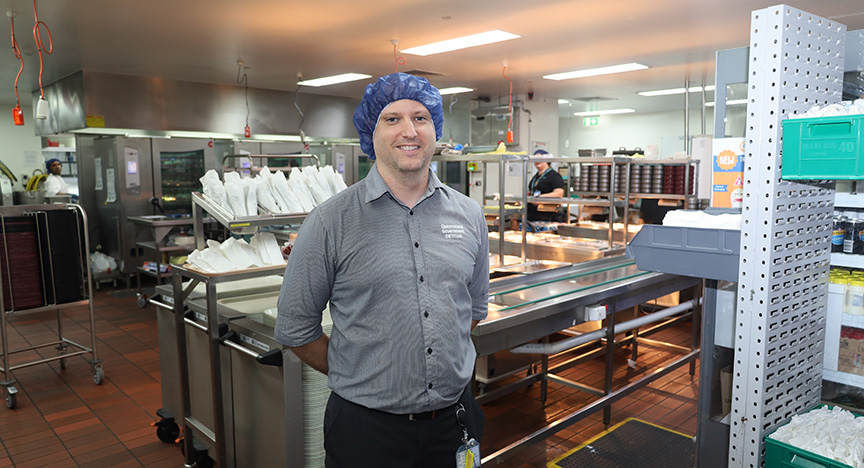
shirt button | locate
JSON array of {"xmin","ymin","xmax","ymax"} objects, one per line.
[
  {"xmin": 409, "ymin": 210, "xmax": 414, "ymax": 215},
  {"xmin": 424, "ymin": 311, "xmax": 429, "ymax": 318},
  {"xmin": 414, "ymin": 242, "xmax": 419, "ymax": 248},
  {"xmin": 420, "ymin": 275, "xmax": 424, "ymax": 282},
  {"xmin": 427, "ymin": 347, "xmax": 432, "ymax": 354},
  {"xmin": 428, "ymin": 383, "xmax": 433, "ymax": 389}
]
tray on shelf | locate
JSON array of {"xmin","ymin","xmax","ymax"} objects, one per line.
[{"xmin": 193, "ymin": 192, "xmax": 307, "ymax": 232}]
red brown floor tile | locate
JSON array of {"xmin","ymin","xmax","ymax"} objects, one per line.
[{"xmin": 0, "ymin": 283, "xmax": 700, "ymax": 467}]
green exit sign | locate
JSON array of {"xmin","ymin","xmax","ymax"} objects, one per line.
[{"xmin": 583, "ymin": 117, "xmax": 599, "ymax": 127}]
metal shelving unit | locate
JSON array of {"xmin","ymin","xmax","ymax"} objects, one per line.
[
  {"xmin": 731, "ymin": 6, "xmax": 844, "ymax": 467},
  {"xmin": 0, "ymin": 204, "xmax": 104, "ymax": 410}
]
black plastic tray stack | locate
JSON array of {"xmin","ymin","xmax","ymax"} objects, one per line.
[
  {"xmin": 0, "ymin": 216, "xmax": 45, "ymax": 311},
  {"xmin": 35, "ymin": 209, "xmax": 84, "ymax": 304}
]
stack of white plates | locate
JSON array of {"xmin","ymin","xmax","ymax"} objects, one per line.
[{"xmin": 301, "ymin": 314, "xmax": 333, "ymax": 467}]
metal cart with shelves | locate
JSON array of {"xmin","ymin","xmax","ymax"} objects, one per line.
[
  {"xmin": 171, "ymin": 192, "xmax": 309, "ymax": 467},
  {"xmin": 0, "ymin": 204, "xmax": 104, "ymax": 409}
]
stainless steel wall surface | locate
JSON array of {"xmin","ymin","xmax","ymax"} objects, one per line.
[{"xmin": 34, "ymin": 71, "xmax": 361, "ymax": 138}]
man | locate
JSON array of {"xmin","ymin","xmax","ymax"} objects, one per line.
[
  {"xmin": 527, "ymin": 149, "xmax": 566, "ymax": 222},
  {"xmin": 44, "ymin": 158, "xmax": 69, "ymax": 196},
  {"xmin": 275, "ymin": 73, "xmax": 488, "ymax": 467}
]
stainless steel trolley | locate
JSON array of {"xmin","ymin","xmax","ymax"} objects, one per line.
[{"xmin": 0, "ymin": 204, "xmax": 103, "ymax": 409}]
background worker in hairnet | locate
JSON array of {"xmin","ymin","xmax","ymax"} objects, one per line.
[
  {"xmin": 527, "ymin": 149, "xmax": 566, "ymax": 222},
  {"xmin": 276, "ymin": 73, "xmax": 487, "ymax": 467},
  {"xmin": 44, "ymin": 158, "xmax": 69, "ymax": 196}
]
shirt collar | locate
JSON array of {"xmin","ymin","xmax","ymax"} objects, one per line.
[{"xmin": 364, "ymin": 163, "xmax": 446, "ymax": 204}]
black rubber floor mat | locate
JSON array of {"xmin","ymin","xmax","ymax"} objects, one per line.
[{"xmin": 548, "ymin": 418, "xmax": 695, "ymax": 468}]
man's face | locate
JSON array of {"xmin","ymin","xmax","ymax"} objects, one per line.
[
  {"xmin": 372, "ymin": 99, "xmax": 436, "ymax": 176},
  {"xmin": 49, "ymin": 161, "xmax": 62, "ymax": 175}
]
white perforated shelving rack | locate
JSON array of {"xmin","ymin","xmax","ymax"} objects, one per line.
[{"xmin": 731, "ymin": 5, "xmax": 845, "ymax": 467}]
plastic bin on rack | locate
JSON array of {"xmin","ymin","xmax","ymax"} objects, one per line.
[
  {"xmin": 763, "ymin": 405, "xmax": 860, "ymax": 468},
  {"xmin": 781, "ymin": 115, "xmax": 864, "ymax": 180},
  {"xmin": 625, "ymin": 223, "xmax": 741, "ymax": 282}
]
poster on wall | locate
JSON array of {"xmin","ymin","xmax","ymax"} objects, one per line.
[
  {"xmin": 711, "ymin": 138, "xmax": 746, "ymax": 208},
  {"xmin": 95, "ymin": 158, "xmax": 103, "ymax": 190},
  {"xmin": 531, "ymin": 141, "xmax": 550, "ymax": 155},
  {"xmin": 106, "ymin": 168, "xmax": 116, "ymax": 203}
]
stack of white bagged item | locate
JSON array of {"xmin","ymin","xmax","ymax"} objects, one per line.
[
  {"xmin": 199, "ymin": 165, "xmax": 348, "ymax": 216},
  {"xmin": 768, "ymin": 405, "xmax": 864, "ymax": 468},
  {"xmin": 788, "ymin": 99, "xmax": 864, "ymax": 119},
  {"xmin": 662, "ymin": 210, "xmax": 742, "ymax": 230},
  {"xmin": 186, "ymin": 232, "xmax": 285, "ymax": 273}
]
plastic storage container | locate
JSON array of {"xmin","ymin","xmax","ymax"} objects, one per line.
[
  {"xmin": 781, "ymin": 115, "xmax": 864, "ymax": 179},
  {"xmin": 764, "ymin": 405, "xmax": 860, "ymax": 468}
]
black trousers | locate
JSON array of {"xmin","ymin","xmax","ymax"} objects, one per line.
[{"xmin": 323, "ymin": 389, "xmax": 485, "ymax": 468}]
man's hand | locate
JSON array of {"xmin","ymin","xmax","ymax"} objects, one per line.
[{"xmin": 289, "ymin": 334, "xmax": 330, "ymax": 375}]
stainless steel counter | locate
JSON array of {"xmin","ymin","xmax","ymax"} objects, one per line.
[{"xmin": 474, "ymin": 256, "xmax": 700, "ymax": 357}]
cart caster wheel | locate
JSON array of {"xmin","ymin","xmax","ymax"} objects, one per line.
[
  {"xmin": 5, "ymin": 389, "xmax": 16, "ymax": 409},
  {"xmin": 93, "ymin": 367, "xmax": 104, "ymax": 385},
  {"xmin": 155, "ymin": 418, "xmax": 180, "ymax": 443},
  {"xmin": 59, "ymin": 358, "xmax": 66, "ymax": 370},
  {"xmin": 137, "ymin": 295, "xmax": 148, "ymax": 308}
]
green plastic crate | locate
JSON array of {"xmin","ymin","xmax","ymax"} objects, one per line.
[
  {"xmin": 764, "ymin": 405, "xmax": 860, "ymax": 468},
  {"xmin": 781, "ymin": 115, "xmax": 864, "ymax": 179}
]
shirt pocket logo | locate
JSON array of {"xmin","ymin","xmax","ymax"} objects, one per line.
[{"xmin": 441, "ymin": 223, "xmax": 465, "ymax": 239}]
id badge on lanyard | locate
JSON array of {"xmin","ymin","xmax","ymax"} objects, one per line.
[{"xmin": 454, "ymin": 404, "xmax": 481, "ymax": 467}]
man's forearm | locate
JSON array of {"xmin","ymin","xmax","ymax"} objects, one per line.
[{"xmin": 289, "ymin": 334, "xmax": 329, "ymax": 375}]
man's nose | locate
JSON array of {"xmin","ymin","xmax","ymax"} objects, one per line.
[{"xmin": 399, "ymin": 119, "xmax": 418, "ymax": 138}]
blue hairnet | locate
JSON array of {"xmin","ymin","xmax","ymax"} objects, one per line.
[
  {"xmin": 353, "ymin": 73, "xmax": 443, "ymax": 160},
  {"xmin": 45, "ymin": 158, "xmax": 60, "ymax": 172}
]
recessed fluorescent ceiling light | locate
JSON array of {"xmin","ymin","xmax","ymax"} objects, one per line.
[
  {"xmin": 558, "ymin": 99, "xmax": 569, "ymax": 104},
  {"xmin": 705, "ymin": 99, "xmax": 748, "ymax": 107},
  {"xmin": 638, "ymin": 85, "xmax": 716, "ymax": 97},
  {"xmin": 297, "ymin": 73, "xmax": 372, "ymax": 87},
  {"xmin": 543, "ymin": 63, "xmax": 648, "ymax": 81},
  {"xmin": 573, "ymin": 108, "xmax": 635, "ymax": 116},
  {"xmin": 401, "ymin": 30, "xmax": 520, "ymax": 56},
  {"xmin": 438, "ymin": 87, "xmax": 474, "ymax": 95}
]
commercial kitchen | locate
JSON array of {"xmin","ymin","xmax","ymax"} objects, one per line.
[{"xmin": 0, "ymin": 1, "xmax": 863, "ymax": 467}]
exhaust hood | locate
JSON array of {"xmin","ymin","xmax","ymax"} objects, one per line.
[{"xmin": 31, "ymin": 71, "xmax": 361, "ymax": 140}]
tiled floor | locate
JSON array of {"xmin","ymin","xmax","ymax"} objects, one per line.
[{"xmin": 0, "ymin": 285, "xmax": 698, "ymax": 467}]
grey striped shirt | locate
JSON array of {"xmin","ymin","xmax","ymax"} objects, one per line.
[{"xmin": 275, "ymin": 163, "xmax": 489, "ymax": 413}]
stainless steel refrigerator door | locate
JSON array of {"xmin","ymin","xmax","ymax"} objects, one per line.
[{"xmin": 93, "ymin": 136, "xmax": 154, "ymax": 276}]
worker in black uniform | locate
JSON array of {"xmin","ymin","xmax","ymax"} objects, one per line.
[{"xmin": 527, "ymin": 149, "xmax": 566, "ymax": 222}]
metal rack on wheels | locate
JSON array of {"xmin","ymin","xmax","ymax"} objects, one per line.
[
  {"xmin": 0, "ymin": 204, "xmax": 104, "ymax": 409},
  {"xmin": 170, "ymin": 192, "xmax": 310, "ymax": 467}
]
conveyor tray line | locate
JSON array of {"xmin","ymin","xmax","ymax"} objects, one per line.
[
  {"xmin": 491, "ymin": 260, "xmax": 637, "ymax": 297},
  {"xmin": 498, "ymin": 270, "xmax": 651, "ymax": 312}
]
